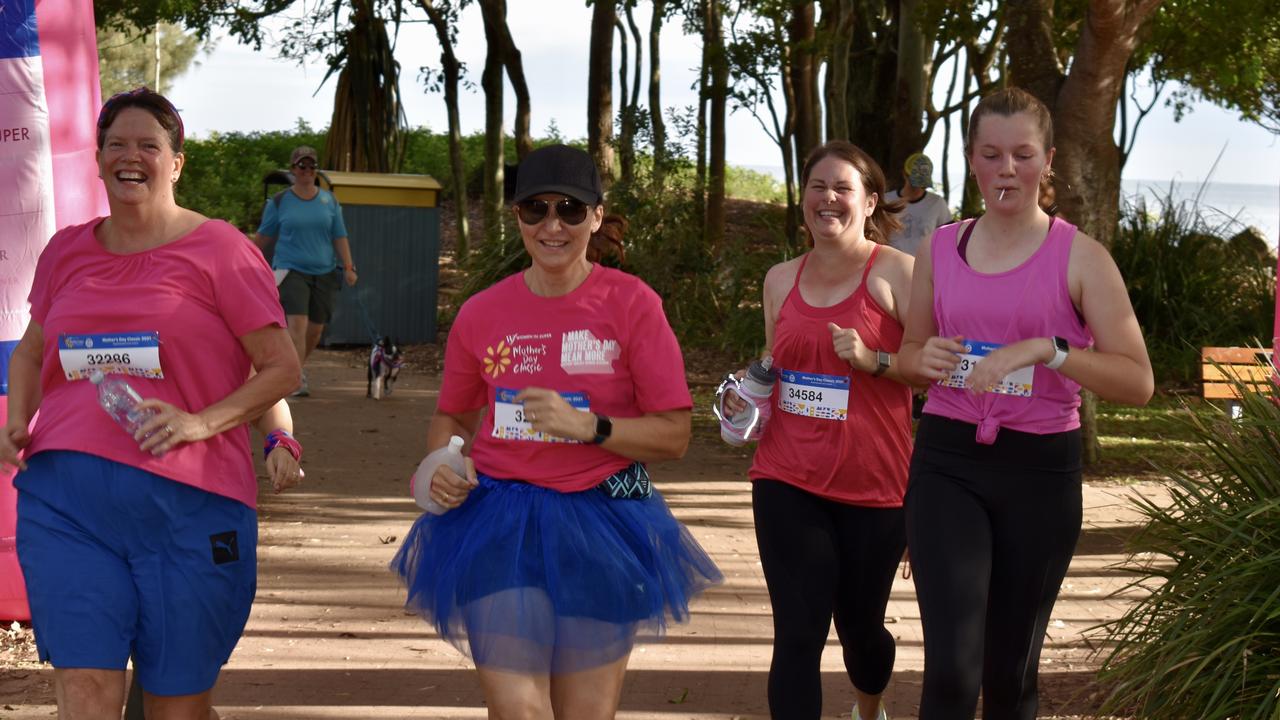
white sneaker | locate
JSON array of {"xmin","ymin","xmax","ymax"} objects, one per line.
[
  {"xmin": 291, "ymin": 371, "xmax": 310, "ymax": 397},
  {"xmin": 853, "ymin": 705, "xmax": 888, "ymax": 720}
]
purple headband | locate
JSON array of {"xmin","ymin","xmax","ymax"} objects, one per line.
[{"xmin": 96, "ymin": 87, "xmax": 185, "ymax": 151}]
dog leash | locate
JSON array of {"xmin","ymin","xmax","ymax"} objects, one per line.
[{"xmin": 350, "ymin": 284, "xmax": 382, "ymax": 345}]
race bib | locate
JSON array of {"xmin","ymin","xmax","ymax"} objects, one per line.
[
  {"xmin": 492, "ymin": 387, "xmax": 591, "ymax": 443},
  {"xmin": 58, "ymin": 332, "xmax": 163, "ymax": 381},
  {"xmin": 778, "ymin": 369, "xmax": 850, "ymax": 420},
  {"xmin": 938, "ymin": 339, "xmax": 1034, "ymax": 397}
]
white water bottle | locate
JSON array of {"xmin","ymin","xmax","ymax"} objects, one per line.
[
  {"xmin": 89, "ymin": 368, "xmax": 157, "ymax": 437},
  {"xmin": 410, "ymin": 435, "xmax": 467, "ymax": 514},
  {"xmin": 714, "ymin": 357, "xmax": 777, "ymax": 446}
]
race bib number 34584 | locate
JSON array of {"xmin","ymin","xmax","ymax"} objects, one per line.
[
  {"xmin": 938, "ymin": 339, "xmax": 1034, "ymax": 397},
  {"xmin": 779, "ymin": 369, "xmax": 850, "ymax": 420}
]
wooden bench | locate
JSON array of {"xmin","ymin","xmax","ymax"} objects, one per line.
[{"xmin": 1201, "ymin": 346, "xmax": 1276, "ymax": 417}]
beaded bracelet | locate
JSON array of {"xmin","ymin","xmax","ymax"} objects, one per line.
[{"xmin": 264, "ymin": 429, "xmax": 302, "ymax": 462}]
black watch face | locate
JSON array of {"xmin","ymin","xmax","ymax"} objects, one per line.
[
  {"xmin": 596, "ymin": 415, "xmax": 612, "ymax": 438},
  {"xmin": 1055, "ymin": 336, "xmax": 1069, "ymax": 352}
]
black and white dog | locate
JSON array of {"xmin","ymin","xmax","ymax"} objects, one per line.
[{"xmin": 367, "ymin": 336, "xmax": 403, "ymax": 399}]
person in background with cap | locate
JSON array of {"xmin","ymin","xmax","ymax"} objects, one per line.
[
  {"xmin": 884, "ymin": 153, "xmax": 954, "ymax": 257},
  {"xmin": 253, "ymin": 145, "xmax": 357, "ymax": 397},
  {"xmin": 391, "ymin": 144, "xmax": 722, "ymax": 718}
]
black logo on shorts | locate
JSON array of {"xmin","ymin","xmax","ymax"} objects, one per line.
[{"xmin": 210, "ymin": 531, "xmax": 239, "ymax": 565}]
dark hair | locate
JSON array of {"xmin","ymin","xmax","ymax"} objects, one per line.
[
  {"xmin": 96, "ymin": 87, "xmax": 185, "ymax": 153},
  {"xmin": 589, "ymin": 213, "xmax": 627, "ymax": 264},
  {"xmin": 966, "ymin": 87, "xmax": 1057, "ymax": 214},
  {"xmin": 799, "ymin": 141, "xmax": 903, "ymax": 245}
]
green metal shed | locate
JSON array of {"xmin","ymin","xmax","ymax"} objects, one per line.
[{"xmin": 316, "ymin": 171, "xmax": 444, "ymax": 346}]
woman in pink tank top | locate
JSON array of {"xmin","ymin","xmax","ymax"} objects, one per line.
[
  {"xmin": 898, "ymin": 88, "xmax": 1154, "ymax": 720},
  {"xmin": 726, "ymin": 141, "xmax": 917, "ymax": 720}
]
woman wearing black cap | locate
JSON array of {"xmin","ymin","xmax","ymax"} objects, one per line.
[{"xmin": 391, "ymin": 144, "xmax": 721, "ymax": 717}]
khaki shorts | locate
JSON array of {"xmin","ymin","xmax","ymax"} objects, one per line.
[{"xmin": 278, "ymin": 269, "xmax": 341, "ymax": 324}]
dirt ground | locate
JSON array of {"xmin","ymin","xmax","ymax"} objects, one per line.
[{"xmin": 0, "ymin": 348, "xmax": 1166, "ymax": 719}]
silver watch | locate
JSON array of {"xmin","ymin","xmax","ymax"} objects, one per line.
[{"xmin": 1044, "ymin": 336, "xmax": 1069, "ymax": 370}]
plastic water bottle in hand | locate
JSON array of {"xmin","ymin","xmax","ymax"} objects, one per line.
[
  {"xmin": 410, "ymin": 435, "xmax": 468, "ymax": 515},
  {"xmin": 714, "ymin": 356, "xmax": 777, "ymax": 446},
  {"xmin": 89, "ymin": 368, "xmax": 157, "ymax": 437}
]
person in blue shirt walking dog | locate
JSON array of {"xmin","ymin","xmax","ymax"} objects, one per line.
[{"xmin": 254, "ymin": 146, "xmax": 358, "ymax": 396}]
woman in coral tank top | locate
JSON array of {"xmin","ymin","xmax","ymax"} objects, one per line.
[
  {"xmin": 728, "ymin": 141, "xmax": 917, "ymax": 720},
  {"xmin": 899, "ymin": 87, "xmax": 1154, "ymax": 720}
]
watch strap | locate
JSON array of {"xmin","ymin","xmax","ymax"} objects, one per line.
[
  {"xmin": 592, "ymin": 414, "xmax": 612, "ymax": 444},
  {"xmin": 872, "ymin": 350, "xmax": 891, "ymax": 377},
  {"xmin": 1045, "ymin": 336, "xmax": 1069, "ymax": 370}
]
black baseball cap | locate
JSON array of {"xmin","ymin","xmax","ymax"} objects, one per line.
[{"xmin": 513, "ymin": 144, "xmax": 603, "ymax": 205}]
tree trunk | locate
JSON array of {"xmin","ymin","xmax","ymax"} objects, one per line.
[
  {"xmin": 587, "ymin": 0, "xmax": 616, "ymax": 185},
  {"xmin": 820, "ymin": 0, "xmax": 854, "ymax": 142},
  {"xmin": 705, "ymin": 0, "xmax": 727, "ymax": 249},
  {"xmin": 1006, "ymin": 0, "xmax": 1164, "ymax": 464},
  {"xmin": 419, "ymin": 0, "xmax": 470, "ymax": 261},
  {"xmin": 891, "ymin": 0, "xmax": 930, "ymax": 177},
  {"xmin": 788, "ymin": 1, "xmax": 820, "ymax": 168},
  {"xmin": 501, "ymin": 15, "xmax": 533, "ymax": 160},
  {"xmin": 478, "ymin": 0, "xmax": 506, "ymax": 245},
  {"xmin": 844, "ymin": 0, "xmax": 898, "ymax": 172},
  {"xmin": 648, "ymin": 0, "xmax": 668, "ymax": 188},
  {"xmin": 695, "ymin": 0, "xmax": 709, "ymax": 202},
  {"xmin": 616, "ymin": 5, "xmax": 642, "ymax": 187}
]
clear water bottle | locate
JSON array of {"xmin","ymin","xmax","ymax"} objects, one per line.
[
  {"xmin": 410, "ymin": 435, "xmax": 468, "ymax": 514},
  {"xmin": 714, "ymin": 356, "xmax": 777, "ymax": 446},
  {"xmin": 89, "ymin": 368, "xmax": 157, "ymax": 437}
]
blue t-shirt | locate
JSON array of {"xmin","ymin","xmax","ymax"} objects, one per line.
[{"xmin": 257, "ymin": 188, "xmax": 349, "ymax": 275}]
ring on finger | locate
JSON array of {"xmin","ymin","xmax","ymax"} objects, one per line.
[{"xmin": 165, "ymin": 424, "xmax": 175, "ymax": 435}]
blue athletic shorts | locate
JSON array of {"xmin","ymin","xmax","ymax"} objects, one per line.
[{"xmin": 15, "ymin": 450, "xmax": 258, "ymax": 696}]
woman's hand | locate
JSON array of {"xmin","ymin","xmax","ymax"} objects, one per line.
[
  {"xmin": 515, "ymin": 387, "xmax": 595, "ymax": 442},
  {"xmin": 916, "ymin": 335, "xmax": 966, "ymax": 382},
  {"xmin": 829, "ymin": 322, "xmax": 872, "ymax": 372},
  {"xmin": 430, "ymin": 456, "xmax": 478, "ymax": 511},
  {"xmin": 266, "ymin": 446, "xmax": 303, "ymax": 494},
  {"xmin": 134, "ymin": 400, "xmax": 213, "ymax": 455},
  {"xmin": 0, "ymin": 421, "xmax": 31, "ymax": 472},
  {"xmin": 965, "ymin": 338, "xmax": 1050, "ymax": 394}
]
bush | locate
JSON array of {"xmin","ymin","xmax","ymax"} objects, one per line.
[
  {"xmin": 1112, "ymin": 191, "xmax": 1276, "ymax": 386},
  {"xmin": 1096, "ymin": 384, "xmax": 1280, "ymax": 718},
  {"xmin": 176, "ymin": 124, "xmax": 326, "ymax": 233}
]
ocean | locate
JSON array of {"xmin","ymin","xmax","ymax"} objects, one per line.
[{"xmin": 1122, "ymin": 179, "xmax": 1279, "ymax": 246}]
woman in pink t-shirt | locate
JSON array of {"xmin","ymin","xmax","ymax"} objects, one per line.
[
  {"xmin": 724, "ymin": 141, "xmax": 916, "ymax": 720},
  {"xmin": 898, "ymin": 87, "xmax": 1154, "ymax": 719},
  {"xmin": 0, "ymin": 89, "xmax": 300, "ymax": 720},
  {"xmin": 391, "ymin": 145, "xmax": 720, "ymax": 718}
]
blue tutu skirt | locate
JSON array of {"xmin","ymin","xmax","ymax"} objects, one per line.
[{"xmin": 390, "ymin": 471, "xmax": 723, "ymax": 674}]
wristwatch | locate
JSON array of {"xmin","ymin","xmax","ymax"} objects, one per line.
[
  {"xmin": 872, "ymin": 350, "xmax": 891, "ymax": 377},
  {"xmin": 592, "ymin": 414, "xmax": 613, "ymax": 444},
  {"xmin": 1045, "ymin": 336, "xmax": 1070, "ymax": 370}
]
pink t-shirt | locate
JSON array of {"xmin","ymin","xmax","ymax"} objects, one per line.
[
  {"xmin": 924, "ymin": 218, "xmax": 1093, "ymax": 443},
  {"xmin": 439, "ymin": 264, "xmax": 692, "ymax": 492},
  {"xmin": 26, "ymin": 218, "xmax": 286, "ymax": 508}
]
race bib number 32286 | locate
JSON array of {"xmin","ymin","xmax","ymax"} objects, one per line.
[{"xmin": 58, "ymin": 332, "xmax": 163, "ymax": 381}]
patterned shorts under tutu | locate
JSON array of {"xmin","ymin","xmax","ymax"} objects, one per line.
[{"xmin": 390, "ymin": 468, "xmax": 723, "ymax": 674}]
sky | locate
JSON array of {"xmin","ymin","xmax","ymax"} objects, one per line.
[{"xmin": 163, "ymin": 1, "xmax": 1280, "ymax": 233}]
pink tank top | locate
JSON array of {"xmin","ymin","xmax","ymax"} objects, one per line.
[
  {"xmin": 749, "ymin": 247, "xmax": 912, "ymax": 507},
  {"xmin": 923, "ymin": 218, "xmax": 1093, "ymax": 443}
]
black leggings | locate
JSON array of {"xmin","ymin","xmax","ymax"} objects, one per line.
[
  {"xmin": 905, "ymin": 415, "xmax": 1083, "ymax": 720},
  {"xmin": 752, "ymin": 479, "xmax": 906, "ymax": 720}
]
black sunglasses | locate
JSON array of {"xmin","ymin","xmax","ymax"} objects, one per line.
[
  {"xmin": 515, "ymin": 198, "xmax": 590, "ymax": 226},
  {"xmin": 293, "ymin": 161, "xmax": 317, "ymax": 170}
]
